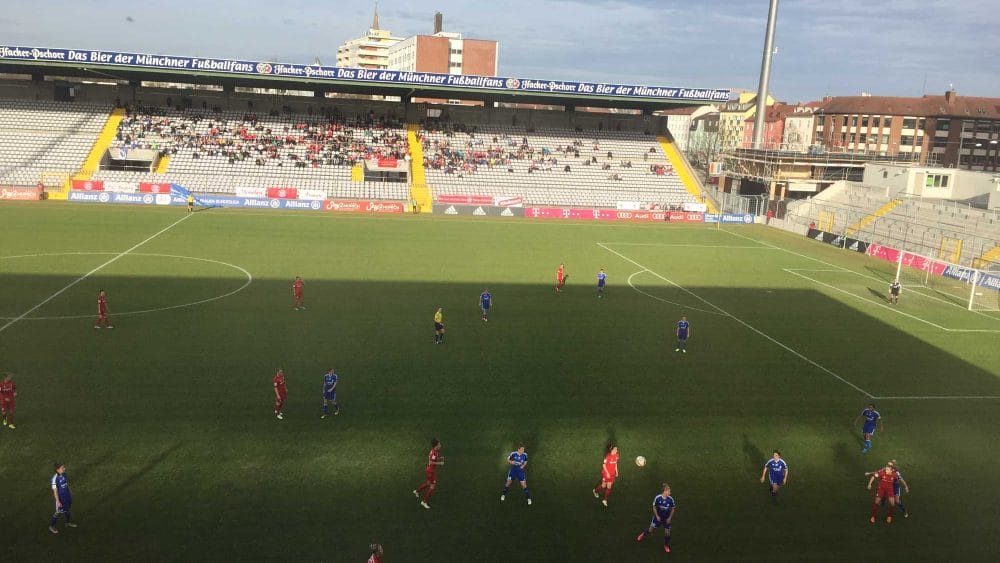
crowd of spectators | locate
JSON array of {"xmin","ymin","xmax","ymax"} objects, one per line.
[
  {"xmin": 420, "ymin": 123, "xmax": 674, "ymax": 181},
  {"xmin": 111, "ymin": 106, "xmax": 409, "ymax": 169}
]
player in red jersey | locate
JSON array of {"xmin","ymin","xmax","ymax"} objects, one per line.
[
  {"xmin": 273, "ymin": 369, "xmax": 287, "ymax": 420},
  {"xmin": 867, "ymin": 460, "xmax": 899, "ymax": 523},
  {"xmin": 592, "ymin": 442, "xmax": 619, "ymax": 507},
  {"xmin": 94, "ymin": 289, "xmax": 113, "ymax": 329},
  {"xmin": 292, "ymin": 277, "xmax": 305, "ymax": 310},
  {"xmin": 1, "ymin": 372, "xmax": 17, "ymax": 430},
  {"xmin": 367, "ymin": 543, "xmax": 383, "ymax": 563},
  {"xmin": 412, "ymin": 438, "xmax": 444, "ymax": 509},
  {"xmin": 555, "ymin": 264, "xmax": 567, "ymax": 292}
]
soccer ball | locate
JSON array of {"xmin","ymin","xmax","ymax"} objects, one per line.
[{"xmin": 635, "ymin": 456, "xmax": 646, "ymax": 467}]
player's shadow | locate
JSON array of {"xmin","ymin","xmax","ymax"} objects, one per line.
[
  {"xmin": 832, "ymin": 440, "xmax": 867, "ymax": 476},
  {"xmin": 100, "ymin": 443, "xmax": 181, "ymax": 504},
  {"xmin": 867, "ymin": 287, "xmax": 888, "ymax": 303},
  {"xmin": 741, "ymin": 434, "xmax": 764, "ymax": 474}
]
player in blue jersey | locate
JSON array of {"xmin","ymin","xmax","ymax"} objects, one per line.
[
  {"xmin": 321, "ymin": 368, "xmax": 339, "ymax": 418},
  {"xmin": 853, "ymin": 403, "xmax": 883, "ymax": 453},
  {"xmin": 596, "ymin": 268, "xmax": 607, "ymax": 297},
  {"xmin": 49, "ymin": 463, "xmax": 77, "ymax": 534},
  {"xmin": 636, "ymin": 483, "xmax": 677, "ymax": 554},
  {"xmin": 480, "ymin": 289, "xmax": 492, "ymax": 322},
  {"xmin": 500, "ymin": 443, "xmax": 532, "ymax": 505},
  {"xmin": 675, "ymin": 316, "xmax": 690, "ymax": 353},
  {"xmin": 760, "ymin": 450, "xmax": 789, "ymax": 501}
]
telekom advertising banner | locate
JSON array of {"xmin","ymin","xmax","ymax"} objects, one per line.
[
  {"xmin": 437, "ymin": 194, "xmax": 494, "ymax": 205},
  {"xmin": 865, "ymin": 243, "xmax": 900, "ymax": 263},
  {"xmin": 71, "ymin": 179, "xmax": 104, "ymax": 191},
  {"xmin": 139, "ymin": 182, "xmax": 173, "ymax": 194},
  {"xmin": 0, "ymin": 186, "xmax": 41, "ymax": 200},
  {"xmin": 323, "ymin": 200, "xmax": 404, "ymax": 214},
  {"xmin": 900, "ymin": 252, "xmax": 947, "ymax": 276},
  {"xmin": 266, "ymin": 187, "xmax": 298, "ymax": 199}
]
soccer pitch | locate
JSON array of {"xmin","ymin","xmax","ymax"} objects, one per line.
[{"xmin": 1, "ymin": 202, "xmax": 998, "ymax": 562}]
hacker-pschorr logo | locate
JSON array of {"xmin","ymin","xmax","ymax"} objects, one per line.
[
  {"xmin": 848, "ymin": 240, "xmax": 859, "ymax": 251},
  {"xmin": 472, "ymin": 206, "xmax": 486, "ymax": 216},
  {"xmin": 500, "ymin": 208, "xmax": 513, "ymax": 217},
  {"xmin": 813, "ymin": 232, "xmax": 824, "ymax": 241},
  {"xmin": 444, "ymin": 205, "xmax": 458, "ymax": 215}
]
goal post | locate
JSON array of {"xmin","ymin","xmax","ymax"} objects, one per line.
[{"xmin": 894, "ymin": 250, "xmax": 1000, "ymax": 311}]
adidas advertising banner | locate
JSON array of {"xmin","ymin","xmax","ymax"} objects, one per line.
[
  {"xmin": 806, "ymin": 229, "xmax": 869, "ymax": 254},
  {"xmin": 433, "ymin": 204, "xmax": 525, "ymax": 217}
]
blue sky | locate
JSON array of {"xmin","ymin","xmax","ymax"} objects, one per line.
[{"xmin": 3, "ymin": 0, "xmax": 997, "ymax": 101}]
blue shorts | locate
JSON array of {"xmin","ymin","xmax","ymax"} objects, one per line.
[
  {"xmin": 481, "ymin": 304, "xmax": 490, "ymax": 311},
  {"xmin": 862, "ymin": 424, "xmax": 877, "ymax": 436},
  {"xmin": 893, "ymin": 485, "xmax": 902, "ymax": 496},
  {"xmin": 677, "ymin": 332, "xmax": 688, "ymax": 341},
  {"xmin": 649, "ymin": 516, "xmax": 671, "ymax": 530},
  {"xmin": 507, "ymin": 468, "xmax": 526, "ymax": 482},
  {"xmin": 54, "ymin": 498, "xmax": 72, "ymax": 513},
  {"xmin": 598, "ymin": 281, "xmax": 605, "ymax": 288},
  {"xmin": 324, "ymin": 391, "xmax": 337, "ymax": 401},
  {"xmin": 769, "ymin": 474, "xmax": 784, "ymax": 486}
]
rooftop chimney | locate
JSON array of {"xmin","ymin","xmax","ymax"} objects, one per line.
[
  {"xmin": 434, "ymin": 12, "xmax": 443, "ymax": 34},
  {"xmin": 945, "ymin": 89, "xmax": 957, "ymax": 104}
]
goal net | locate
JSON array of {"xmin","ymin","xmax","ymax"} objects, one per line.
[{"xmin": 894, "ymin": 250, "xmax": 1000, "ymax": 311}]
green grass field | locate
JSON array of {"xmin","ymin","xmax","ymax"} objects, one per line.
[{"xmin": 1, "ymin": 202, "xmax": 999, "ymax": 562}]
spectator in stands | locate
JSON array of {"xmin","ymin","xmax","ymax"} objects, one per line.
[{"xmin": 564, "ymin": 165, "xmax": 571, "ymax": 173}]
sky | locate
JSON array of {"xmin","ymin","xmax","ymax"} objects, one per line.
[{"xmin": 2, "ymin": 0, "xmax": 997, "ymax": 102}]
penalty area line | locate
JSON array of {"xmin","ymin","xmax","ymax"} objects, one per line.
[
  {"xmin": 598, "ymin": 242, "xmax": 875, "ymax": 399},
  {"xmin": 0, "ymin": 213, "xmax": 193, "ymax": 334},
  {"xmin": 626, "ymin": 270, "xmax": 728, "ymax": 317}
]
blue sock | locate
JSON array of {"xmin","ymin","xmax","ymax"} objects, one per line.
[
  {"xmin": 524, "ymin": 488, "xmax": 531, "ymax": 499},
  {"xmin": 333, "ymin": 403, "xmax": 339, "ymax": 413},
  {"xmin": 50, "ymin": 514, "xmax": 58, "ymax": 527},
  {"xmin": 502, "ymin": 485, "xmax": 509, "ymax": 494},
  {"xmin": 64, "ymin": 511, "xmax": 71, "ymax": 524},
  {"xmin": 322, "ymin": 404, "xmax": 328, "ymax": 415},
  {"xmin": 898, "ymin": 501, "xmax": 906, "ymax": 513},
  {"xmin": 664, "ymin": 535, "xmax": 671, "ymax": 547},
  {"xmin": 864, "ymin": 439, "xmax": 871, "ymax": 450}
]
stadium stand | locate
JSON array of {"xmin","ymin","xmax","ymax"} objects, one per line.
[
  {"xmin": 0, "ymin": 99, "xmax": 110, "ymax": 185},
  {"xmin": 419, "ymin": 123, "xmax": 694, "ymax": 208}
]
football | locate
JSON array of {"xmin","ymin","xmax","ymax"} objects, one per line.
[{"xmin": 635, "ymin": 455, "xmax": 646, "ymax": 467}]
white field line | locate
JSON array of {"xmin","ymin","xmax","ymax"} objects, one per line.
[
  {"xmin": 872, "ymin": 395, "xmax": 1000, "ymax": 400},
  {"xmin": 0, "ymin": 252, "xmax": 252, "ymax": 320},
  {"xmin": 722, "ymin": 227, "xmax": 1000, "ymax": 323},
  {"xmin": 597, "ymin": 242, "xmax": 874, "ymax": 398},
  {"xmin": 0, "ymin": 214, "xmax": 192, "ymax": 333},
  {"xmin": 599, "ymin": 242, "xmax": 779, "ymax": 249},
  {"xmin": 784, "ymin": 269, "xmax": 1000, "ymax": 334},
  {"xmin": 626, "ymin": 270, "xmax": 727, "ymax": 316}
]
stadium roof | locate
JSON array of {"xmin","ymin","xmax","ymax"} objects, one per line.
[{"xmin": 0, "ymin": 45, "xmax": 730, "ymax": 111}]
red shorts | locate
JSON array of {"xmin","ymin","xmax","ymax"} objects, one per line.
[
  {"xmin": 275, "ymin": 393, "xmax": 286, "ymax": 403},
  {"xmin": 876, "ymin": 483, "xmax": 895, "ymax": 499},
  {"xmin": 294, "ymin": 292, "xmax": 303, "ymax": 299},
  {"xmin": 0, "ymin": 398, "xmax": 13, "ymax": 411},
  {"xmin": 424, "ymin": 469, "xmax": 437, "ymax": 484},
  {"xmin": 601, "ymin": 471, "xmax": 616, "ymax": 485}
]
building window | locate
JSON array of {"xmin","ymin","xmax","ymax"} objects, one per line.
[
  {"xmin": 883, "ymin": 117, "xmax": 893, "ymax": 129},
  {"xmin": 450, "ymin": 49, "xmax": 462, "ymax": 55},
  {"xmin": 917, "ymin": 118, "xmax": 925, "ymax": 130},
  {"xmin": 882, "ymin": 135, "xmax": 890, "ymax": 144},
  {"xmin": 449, "ymin": 62, "xmax": 461, "ymax": 68},
  {"xmin": 861, "ymin": 116, "xmax": 870, "ymax": 128},
  {"xmin": 933, "ymin": 138, "xmax": 948, "ymax": 149},
  {"xmin": 858, "ymin": 133, "xmax": 867, "ymax": 144},
  {"xmin": 925, "ymin": 174, "xmax": 950, "ymax": 188},
  {"xmin": 902, "ymin": 118, "xmax": 917, "ymax": 129},
  {"xmin": 936, "ymin": 120, "xmax": 950, "ymax": 131},
  {"xmin": 851, "ymin": 116, "xmax": 858, "ymax": 127},
  {"xmin": 900, "ymin": 135, "xmax": 914, "ymax": 145}
]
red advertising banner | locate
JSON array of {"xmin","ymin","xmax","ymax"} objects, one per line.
[
  {"xmin": 437, "ymin": 194, "xmax": 494, "ymax": 205},
  {"xmin": 667, "ymin": 211, "xmax": 705, "ymax": 222},
  {"xmin": 900, "ymin": 251, "xmax": 948, "ymax": 276},
  {"xmin": 139, "ymin": 182, "xmax": 172, "ymax": 194},
  {"xmin": 323, "ymin": 200, "xmax": 405, "ymax": 214},
  {"xmin": 525, "ymin": 207, "xmax": 672, "ymax": 222},
  {"xmin": 0, "ymin": 186, "xmax": 42, "ymax": 201},
  {"xmin": 71, "ymin": 179, "xmax": 104, "ymax": 191},
  {"xmin": 266, "ymin": 187, "xmax": 299, "ymax": 199},
  {"xmin": 378, "ymin": 156, "xmax": 398, "ymax": 168}
]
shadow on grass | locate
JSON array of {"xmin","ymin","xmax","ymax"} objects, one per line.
[{"xmin": 868, "ymin": 287, "xmax": 888, "ymax": 303}]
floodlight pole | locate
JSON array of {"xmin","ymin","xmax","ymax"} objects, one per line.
[{"xmin": 752, "ymin": 0, "xmax": 779, "ymax": 150}]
